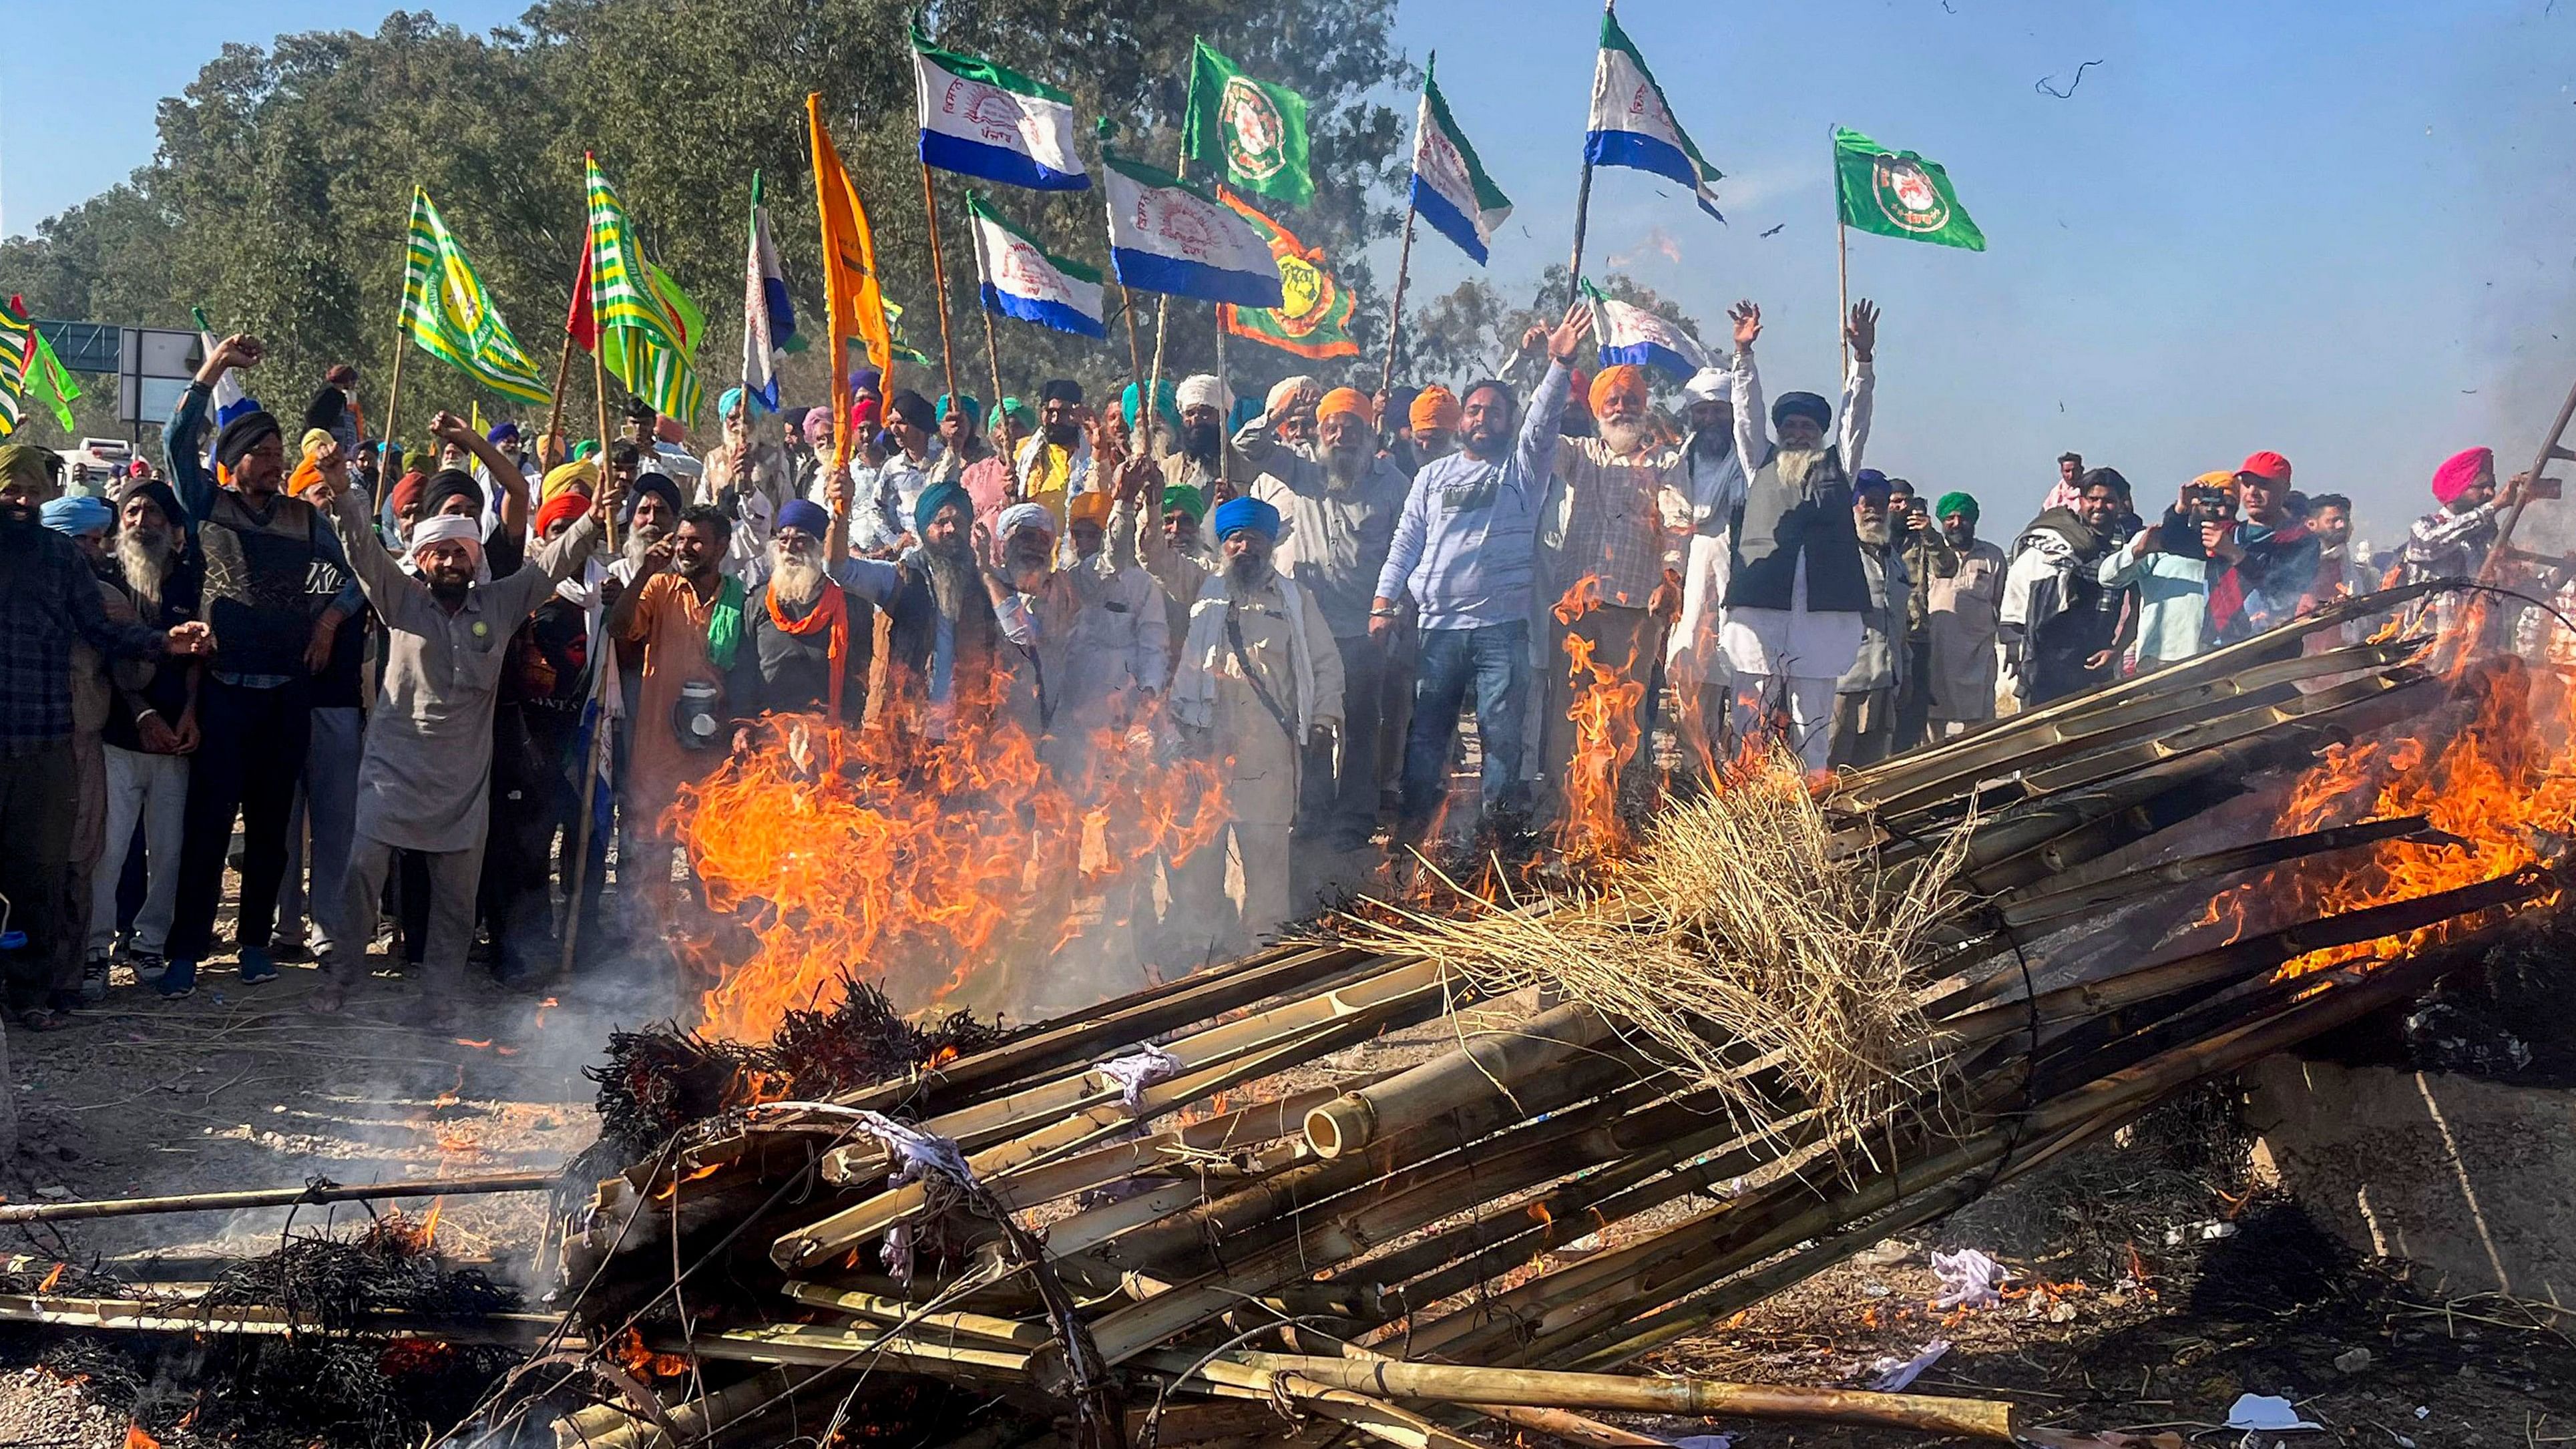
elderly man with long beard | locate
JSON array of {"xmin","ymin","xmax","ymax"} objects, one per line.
[
  {"xmin": 1161, "ymin": 375, "xmax": 1238, "ymax": 501},
  {"xmin": 302, "ymin": 437, "xmax": 617, "ymax": 1017},
  {"xmin": 1238, "ymin": 388, "xmax": 1410, "ymax": 854},
  {"xmin": 88, "ymin": 475, "xmax": 202, "ymax": 992},
  {"xmin": 1054, "ymin": 491, "xmax": 1170, "ymax": 784},
  {"xmin": 827, "ymin": 477, "xmax": 1038, "ymax": 744},
  {"xmin": 1717, "ymin": 298, "xmax": 1880, "ymax": 775},
  {"xmin": 1828, "ymin": 473, "xmax": 1912, "ymax": 769},
  {"xmin": 1147, "ymin": 496, "xmax": 1343, "ymax": 969},
  {"xmin": 724, "ymin": 498, "xmax": 874, "ymax": 737},
  {"xmin": 1664, "ymin": 365, "xmax": 1742, "ymax": 775},
  {"xmin": 1538, "ymin": 365, "xmax": 1687, "ymax": 816}
]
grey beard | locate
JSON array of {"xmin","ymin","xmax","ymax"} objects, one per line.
[
  {"xmin": 921, "ymin": 544, "xmax": 980, "ymax": 622},
  {"xmin": 770, "ymin": 555, "xmax": 825, "ymax": 609},
  {"xmin": 1323, "ymin": 448, "xmax": 1369, "ymax": 491},
  {"xmin": 1689, "ymin": 429, "xmax": 1731, "ymax": 462},
  {"xmin": 623, "ymin": 522, "xmax": 669, "ymax": 568},
  {"xmin": 1777, "ymin": 446, "xmax": 1828, "ymax": 491},
  {"xmin": 118, "ymin": 531, "xmax": 173, "ymax": 614},
  {"xmin": 1599, "ymin": 420, "xmax": 1650, "ymax": 457},
  {"xmin": 1855, "ymin": 518, "xmax": 1892, "ymax": 547},
  {"xmin": 1227, "ymin": 554, "xmax": 1273, "ymax": 590}
]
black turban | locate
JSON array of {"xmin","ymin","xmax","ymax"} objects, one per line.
[
  {"xmin": 1770, "ymin": 391, "xmax": 1832, "ymax": 432},
  {"xmin": 418, "ymin": 468, "xmax": 484, "ymax": 518},
  {"xmin": 887, "ymin": 389, "xmax": 936, "ymax": 432},
  {"xmin": 626, "ymin": 471, "xmax": 685, "ymax": 523},
  {"xmin": 301, "ymin": 386, "xmax": 347, "ymax": 435},
  {"xmin": 1039, "ymin": 379, "xmax": 1084, "ymax": 406},
  {"xmin": 117, "ymin": 475, "xmax": 185, "ymax": 529},
  {"xmin": 214, "ymin": 410, "xmax": 283, "ymax": 471}
]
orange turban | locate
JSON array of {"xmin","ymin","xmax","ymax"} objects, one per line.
[
  {"xmin": 1067, "ymin": 489, "xmax": 1114, "ymax": 526},
  {"xmin": 1317, "ymin": 387, "xmax": 1372, "ymax": 425},
  {"xmin": 1588, "ymin": 365, "xmax": 1649, "ymax": 417},
  {"xmin": 1410, "ymin": 386, "xmax": 1462, "ymax": 433}
]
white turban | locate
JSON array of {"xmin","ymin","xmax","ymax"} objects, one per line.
[
  {"xmin": 997, "ymin": 501, "xmax": 1056, "ymax": 542},
  {"xmin": 409, "ymin": 512, "xmax": 485, "ymax": 565},
  {"xmin": 1176, "ymin": 374, "xmax": 1232, "ymax": 414},
  {"xmin": 1265, "ymin": 375, "xmax": 1321, "ymax": 415},
  {"xmin": 1683, "ymin": 368, "xmax": 1731, "ymax": 405}
]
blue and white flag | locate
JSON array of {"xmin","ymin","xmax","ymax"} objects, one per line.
[
  {"xmin": 913, "ymin": 27, "xmax": 1088, "ymax": 192},
  {"xmin": 967, "ymin": 193, "xmax": 1106, "ymax": 338},
  {"xmin": 1582, "ymin": 279, "xmax": 1710, "ymax": 379},
  {"xmin": 739, "ymin": 171, "xmax": 800, "ymax": 413},
  {"xmin": 1585, "ymin": 11, "xmax": 1724, "ymax": 222},
  {"xmin": 1101, "ymin": 150, "xmax": 1283, "ymax": 308},
  {"xmin": 1408, "ymin": 57, "xmax": 1512, "ymax": 266}
]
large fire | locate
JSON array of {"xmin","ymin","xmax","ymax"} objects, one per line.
[
  {"xmin": 2207, "ymin": 605, "xmax": 2574, "ymax": 974},
  {"xmin": 1553, "ymin": 576, "xmax": 1649, "ymax": 857},
  {"xmin": 674, "ymin": 677, "xmax": 1229, "ymax": 1042}
]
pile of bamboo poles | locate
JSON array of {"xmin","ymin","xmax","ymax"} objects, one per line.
[{"xmin": 536, "ymin": 586, "xmax": 2550, "ymax": 1449}]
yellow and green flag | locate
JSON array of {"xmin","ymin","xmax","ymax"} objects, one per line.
[
  {"xmin": 583, "ymin": 156, "xmax": 702, "ymax": 421},
  {"xmin": 0, "ymin": 300, "xmax": 79, "ymax": 437},
  {"xmin": 603, "ymin": 262, "xmax": 706, "ymax": 423},
  {"xmin": 399, "ymin": 188, "xmax": 550, "ymax": 404}
]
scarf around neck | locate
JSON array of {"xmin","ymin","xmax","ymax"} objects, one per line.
[
  {"xmin": 704, "ymin": 575, "xmax": 748, "ymax": 670},
  {"xmin": 767, "ymin": 578, "xmax": 851, "ymax": 720}
]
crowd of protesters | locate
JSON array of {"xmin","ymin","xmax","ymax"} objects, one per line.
[{"xmin": 0, "ymin": 297, "xmax": 2524, "ymax": 1030}]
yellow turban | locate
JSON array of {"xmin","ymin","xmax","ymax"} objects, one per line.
[
  {"xmin": 542, "ymin": 459, "xmax": 600, "ymax": 503},
  {"xmin": 1067, "ymin": 490, "xmax": 1114, "ymax": 527}
]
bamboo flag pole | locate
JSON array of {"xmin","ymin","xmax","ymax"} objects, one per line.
[
  {"xmin": 965, "ymin": 200, "xmax": 1020, "ymax": 498},
  {"xmin": 558, "ymin": 238, "xmax": 622, "ymax": 984},
  {"xmin": 379, "ymin": 329, "xmax": 409, "ymax": 486},
  {"xmin": 917, "ymin": 162, "xmax": 963, "ymax": 408},
  {"xmin": 1379, "ymin": 195, "xmax": 1420, "ymax": 400},
  {"xmin": 1118, "ymin": 286, "xmax": 1146, "ymax": 409},
  {"xmin": 1564, "ymin": 3, "xmax": 1610, "ymax": 309},
  {"xmin": 1835, "ymin": 127, "xmax": 1851, "ymax": 375}
]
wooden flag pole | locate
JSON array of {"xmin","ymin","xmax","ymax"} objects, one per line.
[
  {"xmin": 1379, "ymin": 194, "xmax": 1420, "ymax": 399},
  {"xmin": 1836, "ymin": 218, "xmax": 1850, "ymax": 376},
  {"xmin": 1566, "ymin": 2, "xmax": 1611, "ymax": 308},
  {"xmin": 378, "ymin": 330, "xmax": 409, "ymax": 489},
  {"xmin": 558, "ymin": 264, "xmax": 622, "ymax": 985},
  {"xmin": 917, "ymin": 162, "xmax": 963, "ymax": 408},
  {"xmin": 966, "ymin": 205, "xmax": 1020, "ymax": 498},
  {"xmin": 1118, "ymin": 285, "xmax": 1146, "ymax": 401}
]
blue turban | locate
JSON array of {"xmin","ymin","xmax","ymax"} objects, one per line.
[
  {"xmin": 776, "ymin": 497, "xmax": 830, "ymax": 537},
  {"xmin": 1211, "ymin": 495, "xmax": 1281, "ymax": 542},
  {"xmin": 914, "ymin": 478, "xmax": 972, "ymax": 534},
  {"xmin": 41, "ymin": 495, "xmax": 114, "ymax": 538},
  {"xmin": 1771, "ymin": 391, "xmax": 1832, "ymax": 431},
  {"xmin": 718, "ymin": 387, "xmax": 746, "ymax": 419},
  {"xmin": 1122, "ymin": 381, "xmax": 1179, "ymax": 431},
  {"xmin": 937, "ymin": 393, "xmax": 983, "ymax": 429},
  {"xmin": 487, "ymin": 419, "xmax": 521, "ymax": 444}
]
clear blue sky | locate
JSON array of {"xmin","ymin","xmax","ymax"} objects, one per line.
[{"xmin": 12, "ymin": 0, "xmax": 2576, "ymax": 538}]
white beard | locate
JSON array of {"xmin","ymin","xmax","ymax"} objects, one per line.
[
  {"xmin": 769, "ymin": 550, "xmax": 825, "ymax": 609},
  {"xmin": 118, "ymin": 530, "xmax": 174, "ymax": 614},
  {"xmin": 1323, "ymin": 447, "xmax": 1369, "ymax": 492},
  {"xmin": 1599, "ymin": 419, "xmax": 1650, "ymax": 457},
  {"xmin": 623, "ymin": 522, "xmax": 669, "ymax": 569},
  {"xmin": 1777, "ymin": 447, "xmax": 1828, "ymax": 491}
]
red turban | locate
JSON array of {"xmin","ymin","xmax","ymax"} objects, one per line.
[
  {"xmin": 2432, "ymin": 446, "xmax": 2494, "ymax": 507},
  {"xmin": 389, "ymin": 470, "xmax": 429, "ymax": 516},
  {"xmin": 1588, "ymin": 364, "xmax": 1649, "ymax": 417},
  {"xmin": 851, "ymin": 396, "xmax": 883, "ymax": 433},
  {"xmin": 535, "ymin": 490, "xmax": 592, "ymax": 538}
]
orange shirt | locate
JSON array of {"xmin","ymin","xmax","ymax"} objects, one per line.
[{"xmin": 618, "ymin": 572, "xmax": 724, "ymax": 838}]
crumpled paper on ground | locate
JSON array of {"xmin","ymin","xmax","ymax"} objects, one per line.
[
  {"xmin": 1930, "ymin": 1247, "xmax": 2011, "ymax": 1309},
  {"xmin": 1867, "ymin": 1337, "xmax": 1952, "ymax": 1391},
  {"xmin": 2224, "ymin": 1394, "xmax": 2322, "ymax": 1432}
]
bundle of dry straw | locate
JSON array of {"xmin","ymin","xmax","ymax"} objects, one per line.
[{"xmin": 1352, "ymin": 748, "xmax": 1972, "ymax": 1149}]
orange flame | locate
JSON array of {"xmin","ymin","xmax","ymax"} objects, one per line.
[
  {"xmin": 36, "ymin": 1262, "xmax": 64, "ymax": 1293},
  {"xmin": 124, "ymin": 1426, "xmax": 160, "ymax": 1449},
  {"xmin": 1552, "ymin": 577, "xmax": 1649, "ymax": 856},
  {"xmin": 610, "ymin": 1327, "xmax": 693, "ymax": 1379},
  {"xmin": 674, "ymin": 686, "xmax": 1229, "ymax": 1040}
]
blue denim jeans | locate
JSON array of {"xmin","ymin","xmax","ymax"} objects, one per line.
[{"xmin": 1400, "ymin": 621, "xmax": 1530, "ymax": 829}]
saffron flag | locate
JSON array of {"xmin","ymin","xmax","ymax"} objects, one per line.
[
  {"xmin": 1215, "ymin": 187, "xmax": 1356, "ymax": 360},
  {"xmin": 1408, "ymin": 57, "xmax": 1512, "ymax": 266},
  {"xmin": 912, "ymin": 27, "xmax": 1088, "ymax": 192},
  {"xmin": 1834, "ymin": 127, "xmax": 1986, "ymax": 252},
  {"xmin": 1585, "ymin": 11, "xmax": 1724, "ymax": 221},
  {"xmin": 740, "ymin": 170, "xmax": 802, "ymax": 414},
  {"xmin": 967, "ymin": 193, "xmax": 1106, "ymax": 338},
  {"xmin": 1102, "ymin": 148, "xmax": 1284, "ymax": 308},
  {"xmin": 1581, "ymin": 278, "xmax": 1709, "ymax": 379},
  {"xmin": 1181, "ymin": 39, "xmax": 1313, "ymax": 208},
  {"xmin": 807, "ymin": 91, "xmax": 893, "ymax": 473},
  {"xmin": 400, "ymin": 188, "xmax": 551, "ymax": 405}
]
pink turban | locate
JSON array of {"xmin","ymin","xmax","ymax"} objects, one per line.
[{"xmin": 2432, "ymin": 446, "xmax": 2493, "ymax": 507}]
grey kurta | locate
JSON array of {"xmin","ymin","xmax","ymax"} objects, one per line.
[{"xmin": 330, "ymin": 490, "xmax": 602, "ymax": 852}]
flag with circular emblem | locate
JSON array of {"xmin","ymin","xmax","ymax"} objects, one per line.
[
  {"xmin": 399, "ymin": 188, "xmax": 551, "ymax": 404},
  {"xmin": 1182, "ymin": 39, "xmax": 1313, "ymax": 208},
  {"xmin": 1214, "ymin": 186, "xmax": 1355, "ymax": 360},
  {"xmin": 1833, "ymin": 126, "xmax": 1986, "ymax": 252}
]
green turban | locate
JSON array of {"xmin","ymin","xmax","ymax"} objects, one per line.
[
  {"xmin": 1934, "ymin": 491, "xmax": 1978, "ymax": 522},
  {"xmin": 1160, "ymin": 482, "xmax": 1210, "ymax": 521}
]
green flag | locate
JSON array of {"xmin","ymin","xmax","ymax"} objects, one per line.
[
  {"xmin": 1183, "ymin": 39, "xmax": 1313, "ymax": 207},
  {"xmin": 0, "ymin": 302, "xmax": 29, "ymax": 437},
  {"xmin": 27, "ymin": 326, "xmax": 80, "ymax": 433},
  {"xmin": 1833, "ymin": 127, "xmax": 1985, "ymax": 252},
  {"xmin": 602, "ymin": 260, "xmax": 705, "ymax": 423},
  {"xmin": 401, "ymin": 188, "xmax": 552, "ymax": 405}
]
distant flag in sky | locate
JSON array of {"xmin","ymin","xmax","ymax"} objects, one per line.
[
  {"xmin": 399, "ymin": 187, "xmax": 551, "ymax": 405},
  {"xmin": 1833, "ymin": 126, "xmax": 1986, "ymax": 252},
  {"xmin": 913, "ymin": 27, "xmax": 1088, "ymax": 191},
  {"xmin": 740, "ymin": 170, "xmax": 803, "ymax": 414},
  {"xmin": 1407, "ymin": 57, "xmax": 1512, "ymax": 266},
  {"xmin": 1101, "ymin": 148, "xmax": 1284, "ymax": 308},
  {"xmin": 966, "ymin": 192, "xmax": 1106, "ymax": 338},
  {"xmin": 1585, "ymin": 10, "xmax": 1724, "ymax": 222},
  {"xmin": 1182, "ymin": 39, "xmax": 1314, "ymax": 208},
  {"xmin": 1216, "ymin": 186, "xmax": 1357, "ymax": 360},
  {"xmin": 1582, "ymin": 278, "xmax": 1710, "ymax": 379}
]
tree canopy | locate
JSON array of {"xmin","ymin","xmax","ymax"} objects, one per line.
[{"xmin": 0, "ymin": 0, "xmax": 1411, "ymax": 449}]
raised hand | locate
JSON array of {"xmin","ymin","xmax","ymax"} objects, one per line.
[
  {"xmin": 1846, "ymin": 300, "xmax": 1880, "ymax": 363},
  {"xmin": 1544, "ymin": 302, "xmax": 1594, "ymax": 365},
  {"xmin": 1729, "ymin": 300, "xmax": 1762, "ymax": 349},
  {"xmin": 199, "ymin": 333, "xmax": 264, "ymax": 383}
]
